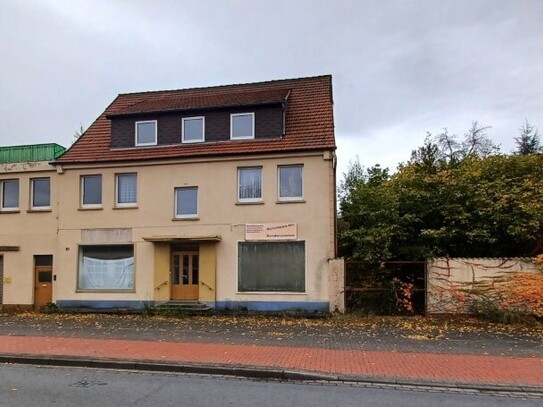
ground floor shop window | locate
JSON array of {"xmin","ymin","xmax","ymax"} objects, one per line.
[
  {"xmin": 238, "ymin": 241, "xmax": 305, "ymax": 292},
  {"xmin": 78, "ymin": 245, "xmax": 134, "ymax": 291}
]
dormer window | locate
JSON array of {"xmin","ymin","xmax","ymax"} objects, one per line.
[
  {"xmin": 135, "ymin": 120, "xmax": 157, "ymax": 146},
  {"xmin": 231, "ymin": 113, "xmax": 255, "ymax": 140},
  {"xmin": 182, "ymin": 117, "xmax": 205, "ymax": 143}
]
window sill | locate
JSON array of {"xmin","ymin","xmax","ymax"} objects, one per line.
[
  {"xmin": 236, "ymin": 201, "xmax": 265, "ymax": 206},
  {"xmin": 78, "ymin": 207, "xmax": 103, "ymax": 211},
  {"xmin": 0, "ymin": 209, "xmax": 20, "ymax": 214},
  {"xmin": 75, "ymin": 289, "xmax": 136, "ymax": 294},
  {"xmin": 27, "ymin": 208, "xmax": 52, "ymax": 213},
  {"xmin": 230, "ymin": 136, "xmax": 255, "ymax": 141},
  {"xmin": 172, "ymin": 216, "xmax": 199, "ymax": 221},
  {"xmin": 276, "ymin": 199, "xmax": 306, "ymax": 204},
  {"xmin": 113, "ymin": 205, "xmax": 138, "ymax": 210},
  {"xmin": 181, "ymin": 139, "xmax": 205, "ymax": 144},
  {"xmin": 236, "ymin": 291, "xmax": 307, "ymax": 295}
]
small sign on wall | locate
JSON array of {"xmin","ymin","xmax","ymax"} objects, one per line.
[{"xmin": 245, "ymin": 223, "xmax": 297, "ymax": 241}]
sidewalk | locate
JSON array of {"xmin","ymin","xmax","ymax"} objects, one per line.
[{"xmin": 1, "ymin": 312, "xmax": 542, "ymax": 391}]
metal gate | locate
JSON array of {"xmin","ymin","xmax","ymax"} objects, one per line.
[{"xmin": 345, "ymin": 261, "xmax": 426, "ymax": 315}]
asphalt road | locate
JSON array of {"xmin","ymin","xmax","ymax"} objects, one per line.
[{"xmin": 0, "ymin": 364, "xmax": 540, "ymax": 407}]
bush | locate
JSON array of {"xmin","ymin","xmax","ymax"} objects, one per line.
[{"xmin": 469, "ymin": 297, "xmax": 536, "ymax": 325}]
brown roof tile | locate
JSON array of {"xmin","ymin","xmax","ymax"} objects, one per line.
[{"xmin": 55, "ymin": 75, "xmax": 335, "ymax": 164}]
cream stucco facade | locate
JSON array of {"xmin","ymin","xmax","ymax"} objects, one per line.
[
  {"xmin": 1, "ymin": 151, "xmax": 338, "ymax": 312},
  {"xmin": 0, "ymin": 161, "xmax": 59, "ymax": 309}
]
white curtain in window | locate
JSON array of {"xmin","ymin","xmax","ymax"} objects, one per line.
[
  {"xmin": 239, "ymin": 168, "xmax": 261, "ymax": 199},
  {"xmin": 79, "ymin": 256, "xmax": 134, "ymax": 290},
  {"xmin": 118, "ymin": 175, "xmax": 137, "ymax": 204}
]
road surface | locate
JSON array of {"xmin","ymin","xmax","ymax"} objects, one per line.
[{"xmin": 0, "ymin": 364, "xmax": 540, "ymax": 406}]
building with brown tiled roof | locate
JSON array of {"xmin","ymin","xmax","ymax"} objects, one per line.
[{"xmin": 1, "ymin": 75, "xmax": 343, "ymax": 313}]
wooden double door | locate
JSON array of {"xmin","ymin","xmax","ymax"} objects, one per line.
[{"xmin": 171, "ymin": 251, "xmax": 199, "ymax": 300}]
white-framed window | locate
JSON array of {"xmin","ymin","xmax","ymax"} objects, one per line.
[
  {"xmin": 238, "ymin": 167, "xmax": 262, "ymax": 202},
  {"xmin": 135, "ymin": 120, "xmax": 157, "ymax": 146},
  {"xmin": 175, "ymin": 186, "xmax": 198, "ymax": 218},
  {"xmin": 31, "ymin": 178, "xmax": 51, "ymax": 210},
  {"xmin": 238, "ymin": 241, "xmax": 306, "ymax": 292},
  {"xmin": 81, "ymin": 175, "xmax": 102, "ymax": 208},
  {"xmin": 182, "ymin": 116, "xmax": 205, "ymax": 143},
  {"xmin": 116, "ymin": 173, "xmax": 137, "ymax": 206},
  {"xmin": 77, "ymin": 245, "xmax": 134, "ymax": 291},
  {"xmin": 230, "ymin": 113, "xmax": 255, "ymax": 140},
  {"xmin": 0, "ymin": 179, "xmax": 19, "ymax": 211},
  {"xmin": 278, "ymin": 165, "xmax": 304, "ymax": 201}
]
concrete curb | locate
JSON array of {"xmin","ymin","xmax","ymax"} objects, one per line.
[{"xmin": 1, "ymin": 353, "xmax": 542, "ymax": 395}]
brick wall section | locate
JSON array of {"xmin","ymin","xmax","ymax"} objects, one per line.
[{"xmin": 110, "ymin": 105, "xmax": 283, "ymax": 148}]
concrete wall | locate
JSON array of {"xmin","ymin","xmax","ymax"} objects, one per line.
[
  {"xmin": 427, "ymin": 257, "xmax": 540, "ymax": 314},
  {"xmin": 328, "ymin": 258, "xmax": 345, "ymax": 313}
]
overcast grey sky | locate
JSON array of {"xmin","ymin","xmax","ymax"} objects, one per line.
[{"xmin": 1, "ymin": 0, "xmax": 542, "ymax": 176}]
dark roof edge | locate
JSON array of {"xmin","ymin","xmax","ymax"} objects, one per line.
[
  {"xmin": 52, "ymin": 145, "xmax": 336, "ymax": 166},
  {"xmin": 105, "ymin": 99, "xmax": 285, "ymax": 119}
]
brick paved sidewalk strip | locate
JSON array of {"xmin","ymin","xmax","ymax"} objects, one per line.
[{"xmin": 1, "ymin": 336, "xmax": 542, "ymax": 387}]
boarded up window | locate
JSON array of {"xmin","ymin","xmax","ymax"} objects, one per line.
[{"xmin": 238, "ymin": 241, "xmax": 305, "ymax": 292}]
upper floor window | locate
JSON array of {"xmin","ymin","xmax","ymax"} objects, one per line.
[
  {"xmin": 238, "ymin": 167, "xmax": 262, "ymax": 202},
  {"xmin": 175, "ymin": 186, "xmax": 198, "ymax": 218},
  {"xmin": 81, "ymin": 175, "xmax": 102, "ymax": 208},
  {"xmin": 135, "ymin": 120, "xmax": 157, "ymax": 146},
  {"xmin": 116, "ymin": 173, "xmax": 137, "ymax": 207},
  {"xmin": 278, "ymin": 165, "xmax": 303, "ymax": 201},
  {"xmin": 0, "ymin": 179, "xmax": 19, "ymax": 211},
  {"xmin": 231, "ymin": 113, "xmax": 255, "ymax": 140},
  {"xmin": 182, "ymin": 117, "xmax": 205, "ymax": 143},
  {"xmin": 31, "ymin": 178, "xmax": 51, "ymax": 210}
]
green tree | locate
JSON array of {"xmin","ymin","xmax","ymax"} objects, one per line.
[
  {"xmin": 515, "ymin": 120, "xmax": 541, "ymax": 155},
  {"xmin": 339, "ymin": 124, "xmax": 543, "ymax": 261},
  {"xmin": 339, "ymin": 161, "xmax": 399, "ymax": 262}
]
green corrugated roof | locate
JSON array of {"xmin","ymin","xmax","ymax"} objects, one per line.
[{"xmin": 0, "ymin": 143, "xmax": 66, "ymax": 164}]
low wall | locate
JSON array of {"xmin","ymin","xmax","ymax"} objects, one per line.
[
  {"xmin": 329, "ymin": 258, "xmax": 345, "ymax": 313},
  {"xmin": 427, "ymin": 257, "xmax": 539, "ymax": 314}
]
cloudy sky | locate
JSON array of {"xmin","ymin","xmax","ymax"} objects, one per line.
[{"xmin": 1, "ymin": 0, "xmax": 542, "ymax": 176}]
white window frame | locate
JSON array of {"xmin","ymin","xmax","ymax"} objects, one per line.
[
  {"xmin": 80, "ymin": 175, "xmax": 103, "ymax": 209},
  {"xmin": 174, "ymin": 186, "xmax": 199, "ymax": 219},
  {"xmin": 182, "ymin": 116, "xmax": 205, "ymax": 143},
  {"xmin": 278, "ymin": 165, "xmax": 304, "ymax": 202},
  {"xmin": 237, "ymin": 167, "xmax": 263, "ymax": 203},
  {"xmin": 230, "ymin": 112, "xmax": 255, "ymax": 140},
  {"xmin": 77, "ymin": 244, "xmax": 135, "ymax": 292},
  {"xmin": 0, "ymin": 179, "xmax": 19, "ymax": 212},
  {"xmin": 30, "ymin": 178, "xmax": 51, "ymax": 210},
  {"xmin": 115, "ymin": 173, "xmax": 138, "ymax": 207},
  {"xmin": 135, "ymin": 120, "xmax": 157, "ymax": 146}
]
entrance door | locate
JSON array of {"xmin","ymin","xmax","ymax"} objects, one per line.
[
  {"xmin": 34, "ymin": 255, "xmax": 53, "ymax": 309},
  {"xmin": 171, "ymin": 251, "xmax": 199, "ymax": 300}
]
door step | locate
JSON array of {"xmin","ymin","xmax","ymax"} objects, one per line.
[{"xmin": 153, "ymin": 301, "xmax": 213, "ymax": 315}]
